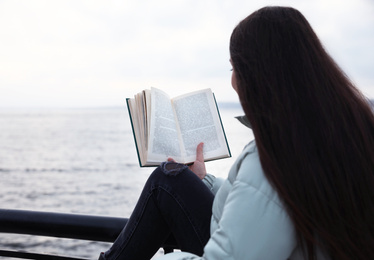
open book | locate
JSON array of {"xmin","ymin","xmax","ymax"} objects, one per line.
[{"xmin": 126, "ymin": 87, "xmax": 231, "ymax": 167}]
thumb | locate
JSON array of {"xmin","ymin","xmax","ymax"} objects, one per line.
[{"xmin": 196, "ymin": 142, "xmax": 204, "ymax": 162}]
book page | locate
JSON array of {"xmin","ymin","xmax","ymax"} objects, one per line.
[
  {"xmin": 134, "ymin": 92, "xmax": 147, "ymax": 148},
  {"xmin": 147, "ymin": 88, "xmax": 183, "ymax": 163},
  {"xmin": 143, "ymin": 89, "xmax": 151, "ymax": 148},
  {"xmin": 172, "ymin": 89, "xmax": 230, "ymax": 163}
]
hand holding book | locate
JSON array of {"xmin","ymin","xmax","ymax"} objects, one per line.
[
  {"xmin": 168, "ymin": 142, "xmax": 207, "ymax": 179},
  {"xmin": 187, "ymin": 142, "xmax": 207, "ymax": 180}
]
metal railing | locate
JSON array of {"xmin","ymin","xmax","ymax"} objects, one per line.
[{"xmin": 0, "ymin": 209, "xmax": 176, "ymax": 259}]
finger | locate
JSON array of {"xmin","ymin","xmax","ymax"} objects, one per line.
[
  {"xmin": 196, "ymin": 142, "xmax": 204, "ymax": 162},
  {"xmin": 167, "ymin": 157, "xmax": 175, "ymax": 162}
]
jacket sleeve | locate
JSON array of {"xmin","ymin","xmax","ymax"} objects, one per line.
[
  {"xmin": 156, "ymin": 156, "xmax": 297, "ymax": 260},
  {"xmin": 201, "ymin": 182, "xmax": 297, "ymax": 260},
  {"xmin": 202, "ymin": 174, "xmax": 224, "ymax": 195}
]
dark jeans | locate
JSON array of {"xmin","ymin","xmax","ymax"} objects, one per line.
[{"xmin": 99, "ymin": 162, "xmax": 214, "ymax": 260}]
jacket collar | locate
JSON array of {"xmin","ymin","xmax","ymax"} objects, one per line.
[{"xmin": 235, "ymin": 115, "xmax": 252, "ymax": 129}]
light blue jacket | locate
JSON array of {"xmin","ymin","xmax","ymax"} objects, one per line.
[{"xmin": 158, "ymin": 139, "xmax": 323, "ymax": 260}]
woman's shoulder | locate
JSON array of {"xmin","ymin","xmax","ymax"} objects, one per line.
[
  {"xmin": 228, "ymin": 140, "xmax": 261, "ymax": 183},
  {"xmin": 228, "ymin": 140, "xmax": 282, "ymax": 206}
]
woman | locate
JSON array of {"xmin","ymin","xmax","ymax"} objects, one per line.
[{"xmin": 100, "ymin": 6, "xmax": 374, "ymax": 259}]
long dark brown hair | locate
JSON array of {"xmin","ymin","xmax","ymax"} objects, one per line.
[{"xmin": 230, "ymin": 6, "xmax": 374, "ymax": 259}]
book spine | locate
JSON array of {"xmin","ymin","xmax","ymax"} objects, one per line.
[{"xmin": 126, "ymin": 98, "xmax": 144, "ymax": 167}]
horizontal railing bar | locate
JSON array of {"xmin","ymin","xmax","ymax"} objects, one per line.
[
  {"xmin": 0, "ymin": 208, "xmax": 126, "ymax": 242},
  {"xmin": 0, "ymin": 249, "xmax": 88, "ymax": 260}
]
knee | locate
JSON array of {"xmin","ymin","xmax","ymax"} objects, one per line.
[{"xmin": 159, "ymin": 161, "xmax": 188, "ymax": 176}]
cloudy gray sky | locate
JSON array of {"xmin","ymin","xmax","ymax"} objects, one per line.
[{"xmin": 0, "ymin": 0, "xmax": 373, "ymax": 107}]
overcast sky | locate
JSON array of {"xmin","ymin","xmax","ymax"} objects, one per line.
[{"xmin": 0, "ymin": 0, "xmax": 373, "ymax": 107}]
